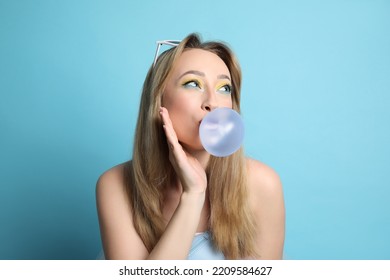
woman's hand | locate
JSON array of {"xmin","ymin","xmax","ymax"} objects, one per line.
[{"xmin": 159, "ymin": 107, "xmax": 207, "ymax": 194}]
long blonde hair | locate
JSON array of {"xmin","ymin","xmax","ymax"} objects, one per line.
[{"xmin": 126, "ymin": 33, "xmax": 257, "ymax": 259}]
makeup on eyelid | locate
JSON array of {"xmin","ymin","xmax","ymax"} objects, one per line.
[
  {"xmin": 181, "ymin": 78, "xmax": 204, "ymax": 90},
  {"xmin": 215, "ymin": 81, "xmax": 232, "ymax": 94},
  {"xmin": 180, "ymin": 78, "xmax": 231, "ymax": 94}
]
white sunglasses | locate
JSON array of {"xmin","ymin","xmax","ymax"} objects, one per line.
[{"xmin": 153, "ymin": 40, "xmax": 181, "ymax": 67}]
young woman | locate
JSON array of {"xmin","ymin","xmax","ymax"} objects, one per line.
[{"xmin": 96, "ymin": 33, "xmax": 285, "ymax": 260}]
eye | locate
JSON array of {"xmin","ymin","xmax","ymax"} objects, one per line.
[
  {"xmin": 183, "ymin": 80, "xmax": 201, "ymax": 89},
  {"xmin": 218, "ymin": 84, "xmax": 232, "ymax": 94}
]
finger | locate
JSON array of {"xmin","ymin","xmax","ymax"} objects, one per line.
[
  {"xmin": 160, "ymin": 107, "xmax": 177, "ymax": 146},
  {"xmin": 159, "ymin": 107, "xmax": 186, "ymax": 162}
]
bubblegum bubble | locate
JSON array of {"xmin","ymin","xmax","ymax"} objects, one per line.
[{"xmin": 199, "ymin": 107, "xmax": 244, "ymax": 157}]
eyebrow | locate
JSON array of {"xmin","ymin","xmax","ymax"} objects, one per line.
[
  {"xmin": 177, "ymin": 70, "xmax": 231, "ymax": 81},
  {"xmin": 217, "ymin": 74, "xmax": 231, "ymax": 81}
]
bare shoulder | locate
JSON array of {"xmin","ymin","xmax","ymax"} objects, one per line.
[
  {"xmin": 96, "ymin": 162, "xmax": 129, "ymax": 213},
  {"xmin": 95, "ymin": 161, "xmax": 131, "ymax": 228},
  {"xmin": 96, "ymin": 161, "xmax": 148, "ymax": 259},
  {"xmin": 96, "ymin": 162, "xmax": 128, "ymax": 192},
  {"xmin": 246, "ymin": 157, "xmax": 283, "ymax": 199},
  {"xmin": 245, "ymin": 157, "xmax": 285, "ymax": 259}
]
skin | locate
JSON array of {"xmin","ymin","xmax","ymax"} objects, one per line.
[{"xmin": 96, "ymin": 49, "xmax": 285, "ymax": 259}]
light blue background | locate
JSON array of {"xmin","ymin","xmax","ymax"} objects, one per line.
[{"xmin": 1, "ymin": 0, "xmax": 389, "ymax": 259}]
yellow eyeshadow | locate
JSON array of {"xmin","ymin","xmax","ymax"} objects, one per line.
[
  {"xmin": 181, "ymin": 77, "xmax": 203, "ymax": 87},
  {"xmin": 215, "ymin": 81, "xmax": 231, "ymax": 91}
]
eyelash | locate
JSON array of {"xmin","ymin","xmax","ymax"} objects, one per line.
[
  {"xmin": 182, "ymin": 80, "xmax": 232, "ymax": 94},
  {"xmin": 219, "ymin": 84, "xmax": 232, "ymax": 94},
  {"xmin": 183, "ymin": 80, "xmax": 201, "ymax": 89}
]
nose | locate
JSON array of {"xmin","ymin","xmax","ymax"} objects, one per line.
[{"xmin": 201, "ymin": 91, "xmax": 218, "ymax": 112}]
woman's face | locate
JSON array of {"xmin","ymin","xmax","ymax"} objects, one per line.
[{"xmin": 162, "ymin": 48, "xmax": 233, "ymax": 152}]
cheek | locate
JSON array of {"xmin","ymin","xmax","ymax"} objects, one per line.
[
  {"xmin": 164, "ymin": 95, "xmax": 197, "ymax": 128},
  {"xmin": 162, "ymin": 87, "xmax": 189, "ymax": 110},
  {"xmin": 218, "ymin": 95, "xmax": 233, "ymax": 108},
  {"xmin": 164, "ymin": 93, "xmax": 192, "ymax": 115},
  {"xmin": 169, "ymin": 101, "xmax": 201, "ymax": 142}
]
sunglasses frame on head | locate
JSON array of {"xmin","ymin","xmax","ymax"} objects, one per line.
[{"xmin": 153, "ymin": 40, "xmax": 181, "ymax": 67}]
